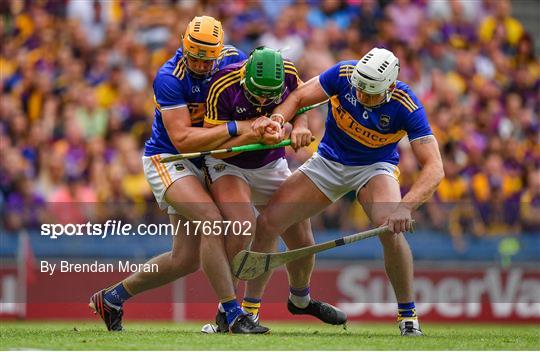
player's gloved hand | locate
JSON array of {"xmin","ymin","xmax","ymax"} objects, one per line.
[
  {"xmin": 383, "ymin": 204, "xmax": 413, "ymax": 234},
  {"xmin": 251, "ymin": 116, "xmax": 281, "ymax": 138},
  {"xmin": 290, "ymin": 124, "xmax": 312, "ymax": 151}
]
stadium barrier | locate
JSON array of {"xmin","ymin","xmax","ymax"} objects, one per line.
[{"xmin": 1, "ymin": 261, "xmax": 538, "ymax": 323}]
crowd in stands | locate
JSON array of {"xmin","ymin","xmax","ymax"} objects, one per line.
[{"xmin": 1, "ymin": 0, "xmax": 539, "ymax": 247}]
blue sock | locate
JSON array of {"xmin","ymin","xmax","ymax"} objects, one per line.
[
  {"xmin": 397, "ymin": 302, "xmax": 417, "ymax": 321},
  {"xmin": 222, "ymin": 298, "xmax": 243, "ymax": 325},
  {"xmin": 103, "ymin": 282, "xmax": 132, "ymax": 308},
  {"xmin": 289, "ymin": 286, "xmax": 311, "ymax": 308}
]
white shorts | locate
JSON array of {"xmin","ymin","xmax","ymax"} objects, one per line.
[
  {"xmin": 205, "ymin": 157, "xmax": 291, "ymax": 205},
  {"xmin": 142, "ymin": 154, "xmax": 205, "ymax": 214},
  {"xmin": 298, "ymin": 153, "xmax": 400, "ymax": 202}
]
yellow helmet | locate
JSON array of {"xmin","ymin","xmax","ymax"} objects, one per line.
[{"xmin": 182, "ymin": 16, "xmax": 224, "ymax": 60}]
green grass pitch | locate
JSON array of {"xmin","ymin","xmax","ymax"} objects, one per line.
[{"xmin": 1, "ymin": 321, "xmax": 538, "ymax": 350}]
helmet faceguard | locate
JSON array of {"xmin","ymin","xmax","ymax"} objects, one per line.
[
  {"xmin": 350, "ymin": 48, "xmax": 399, "ymax": 108},
  {"xmin": 182, "ymin": 16, "xmax": 224, "ymax": 79},
  {"xmin": 242, "ymin": 47, "xmax": 285, "ymax": 106}
]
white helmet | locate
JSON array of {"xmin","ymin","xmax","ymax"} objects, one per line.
[{"xmin": 350, "ymin": 48, "xmax": 399, "ymax": 100}]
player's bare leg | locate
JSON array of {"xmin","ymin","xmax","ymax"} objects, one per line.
[
  {"xmin": 209, "ymin": 175, "xmax": 256, "ymax": 265},
  {"xmin": 202, "ymin": 175, "xmax": 269, "ymax": 333},
  {"xmin": 247, "ymin": 171, "xmax": 346, "ymax": 325},
  {"xmin": 122, "ymin": 214, "xmax": 200, "ymax": 294},
  {"xmin": 357, "ymin": 174, "xmax": 422, "ymax": 336},
  {"xmin": 247, "ymin": 171, "xmax": 331, "ymax": 296},
  {"xmin": 89, "ymin": 212, "xmax": 200, "ymax": 331},
  {"xmin": 281, "ymin": 220, "xmax": 315, "ymax": 291},
  {"xmin": 90, "ymin": 176, "xmax": 234, "ymax": 331}
]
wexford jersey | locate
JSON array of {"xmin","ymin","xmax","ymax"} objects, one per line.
[
  {"xmin": 204, "ymin": 60, "xmax": 301, "ymax": 169},
  {"xmin": 144, "ymin": 45, "xmax": 247, "ymax": 162},
  {"xmin": 318, "ymin": 60, "xmax": 433, "ymax": 166}
]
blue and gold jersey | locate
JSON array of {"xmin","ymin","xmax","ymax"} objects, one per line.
[
  {"xmin": 144, "ymin": 45, "xmax": 247, "ymax": 158},
  {"xmin": 318, "ymin": 60, "xmax": 433, "ymax": 166}
]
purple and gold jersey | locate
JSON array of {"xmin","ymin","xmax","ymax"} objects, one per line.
[
  {"xmin": 204, "ymin": 60, "xmax": 301, "ymax": 169},
  {"xmin": 144, "ymin": 45, "xmax": 247, "ymax": 160},
  {"xmin": 318, "ymin": 60, "xmax": 433, "ymax": 166}
]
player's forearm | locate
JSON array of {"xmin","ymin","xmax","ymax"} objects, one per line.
[
  {"xmin": 291, "ymin": 113, "xmax": 308, "ymax": 129},
  {"xmin": 400, "ymin": 162, "xmax": 444, "ymax": 211},
  {"xmin": 171, "ymin": 121, "xmax": 256, "ymax": 153},
  {"xmin": 273, "ymin": 90, "xmax": 302, "ymax": 123},
  {"xmin": 169, "ymin": 125, "xmax": 233, "ymax": 152},
  {"xmin": 273, "ymin": 77, "xmax": 329, "ymax": 122}
]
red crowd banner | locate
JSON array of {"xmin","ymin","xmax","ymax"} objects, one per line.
[{"xmin": 1, "ymin": 263, "xmax": 538, "ymax": 323}]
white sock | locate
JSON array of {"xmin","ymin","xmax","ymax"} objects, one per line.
[
  {"xmin": 289, "ymin": 293, "xmax": 310, "ymax": 309},
  {"xmin": 218, "ymin": 302, "xmax": 225, "ymax": 313}
]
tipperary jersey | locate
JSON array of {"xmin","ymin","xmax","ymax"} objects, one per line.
[
  {"xmin": 318, "ymin": 60, "xmax": 433, "ymax": 166},
  {"xmin": 204, "ymin": 60, "xmax": 301, "ymax": 169},
  {"xmin": 144, "ymin": 45, "xmax": 247, "ymax": 161}
]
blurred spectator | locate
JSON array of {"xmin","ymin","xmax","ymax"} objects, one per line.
[
  {"xmin": 67, "ymin": 0, "xmax": 111, "ymax": 47},
  {"xmin": 258, "ymin": 14, "xmax": 305, "ymax": 62},
  {"xmin": 74, "ymin": 86, "xmax": 109, "ymax": 139},
  {"xmin": 471, "ymin": 154, "xmax": 521, "ymax": 235},
  {"xmin": 441, "ymin": 0, "xmax": 477, "ymax": 50},
  {"xmin": 385, "ymin": 0, "xmax": 424, "ymax": 46},
  {"xmin": 520, "ymin": 169, "xmax": 540, "ymax": 233},
  {"xmin": 354, "ymin": 0, "xmax": 384, "ymax": 41},
  {"xmin": 478, "ymin": 0, "xmax": 524, "ymax": 51},
  {"xmin": 307, "ymin": 0, "xmax": 353, "ymax": 31}
]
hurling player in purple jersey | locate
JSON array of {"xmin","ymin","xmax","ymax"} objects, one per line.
[
  {"xmin": 249, "ymin": 48, "xmax": 445, "ymax": 336},
  {"xmin": 90, "ymin": 16, "xmax": 276, "ymax": 334},
  {"xmin": 203, "ymin": 47, "xmax": 347, "ymax": 331}
]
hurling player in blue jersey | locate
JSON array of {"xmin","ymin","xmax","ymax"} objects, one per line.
[
  {"xmin": 248, "ymin": 48, "xmax": 444, "ymax": 336},
  {"xmin": 89, "ymin": 16, "xmax": 275, "ymax": 334}
]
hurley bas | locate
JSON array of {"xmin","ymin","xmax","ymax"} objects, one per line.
[{"xmin": 40, "ymin": 260, "xmax": 159, "ymax": 276}]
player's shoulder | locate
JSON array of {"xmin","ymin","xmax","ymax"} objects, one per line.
[
  {"xmin": 211, "ymin": 61, "xmax": 244, "ymax": 83},
  {"xmin": 220, "ymin": 44, "xmax": 242, "ymax": 57},
  {"xmin": 320, "ymin": 60, "xmax": 357, "ymax": 81},
  {"xmin": 155, "ymin": 49, "xmax": 188, "ymax": 84},
  {"xmin": 283, "ymin": 58, "xmax": 300, "ymax": 78},
  {"xmin": 337, "ymin": 60, "xmax": 358, "ymax": 77},
  {"xmin": 208, "ymin": 62, "xmax": 244, "ymax": 98},
  {"xmin": 390, "ymin": 80, "xmax": 422, "ymax": 113},
  {"xmin": 219, "ymin": 45, "xmax": 247, "ymax": 65}
]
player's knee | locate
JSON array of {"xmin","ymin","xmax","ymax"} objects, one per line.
[
  {"xmin": 169, "ymin": 252, "xmax": 200, "ymax": 274},
  {"xmin": 293, "ymin": 222, "xmax": 315, "ymax": 247},
  {"xmin": 371, "ymin": 215, "xmax": 388, "ymax": 228},
  {"xmin": 226, "ymin": 240, "xmax": 249, "ymax": 262},
  {"xmin": 257, "ymin": 212, "xmax": 284, "ymax": 239},
  {"xmin": 378, "ymin": 231, "xmax": 403, "ymax": 248},
  {"xmin": 199, "ymin": 210, "xmax": 223, "ymax": 223}
]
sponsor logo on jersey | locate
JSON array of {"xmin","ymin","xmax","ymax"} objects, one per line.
[
  {"xmin": 192, "ymin": 85, "xmax": 200, "ymax": 93},
  {"xmin": 213, "ymin": 164, "xmax": 227, "ymax": 173},
  {"xmin": 379, "ymin": 115, "xmax": 391, "ymax": 130},
  {"xmin": 330, "ymin": 96, "xmax": 406, "ymax": 148},
  {"xmin": 362, "ymin": 111, "xmax": 369, "ymax": 120},
  {"xmin": 187, "ymin": 103, "xmax": 206, "ymax": 124},
  {"xmin": 236, "ymin": 106, "xmax": 247, "ymax": 114}
]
